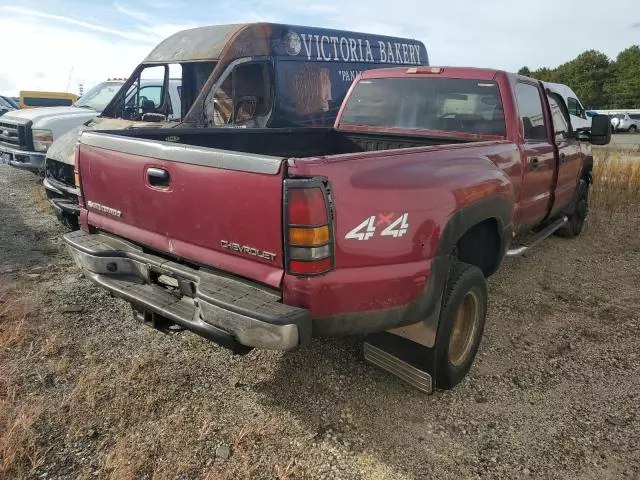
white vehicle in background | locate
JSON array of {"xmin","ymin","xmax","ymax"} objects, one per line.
[
  {"xmin": 0, "ymin": 80, "xmax": 127, "ymax": 171},
  {"xmin": 543, "ymin": 82, "xmax": 591, "ymax": 131},
  {"xmin": 0, "ymin": 79, "xmax": 181, "ymax": 172},
  {"xmin": 44, "ymin": 77, "xmax": 182, "ymax": 228},
  {"xmin": 610, "ymin": 113, "xmax": 640, "ymax": 133}
]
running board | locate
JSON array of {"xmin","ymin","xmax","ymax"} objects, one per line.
[
  {"xmin": 506, "ymin": 216, "xmax": 568, "ymax": 257},
  {"xmin": 363, "ymin": 332, "xmax": 435, "ymax": 393}
]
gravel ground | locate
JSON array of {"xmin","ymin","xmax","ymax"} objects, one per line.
[{"xmin": 1, "ymin": 164, "xmax": 639, "ymax": 479}]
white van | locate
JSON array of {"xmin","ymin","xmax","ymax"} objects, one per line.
[{"xmin": 543, "ymin": 82, "xmax": 591, "ymax": 131}]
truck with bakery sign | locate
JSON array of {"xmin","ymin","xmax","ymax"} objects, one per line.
[{"xmin": 42, "ymin": 22, "xmax": 428, "ymax": 229}]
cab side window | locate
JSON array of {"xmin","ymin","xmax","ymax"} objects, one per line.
[
  {"xmin": 209, "ymin": 61, "xmax": 274, "ymax": 127},
  {"xmin": 547, "ymin": 95, "xmax": 570, "ymax": 141},
  {"xmin": 516, "ymin": 83, "xmax": 548, "ymax": 141},
  {"xmin": 567, "ymin": 97, "xmax": 586, "ymax": 119}
]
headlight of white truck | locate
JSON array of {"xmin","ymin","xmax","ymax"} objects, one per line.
[{"xmin": 33, "ymin": 129, "xmax": 54, "ymax": 152}]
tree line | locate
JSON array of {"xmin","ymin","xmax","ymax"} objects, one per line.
[{"xmin": 518, "ymin": 46, "xmax": 640, "ymax": 110}]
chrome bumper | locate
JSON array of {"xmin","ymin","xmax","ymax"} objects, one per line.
[
  {"xmin": 63, "ymin": 230, "xmax": 310, "ymax": 350},
  {"xmin": 43, "ymin": 176, "xmax": 79, "ymax": 196},
  {"xmin": 43, "ymin": 177, "xmax": 80, "ymax": 215},
  {"xmin": 0, "ymin": 145, "xmax": 45, "ymax": 171}
]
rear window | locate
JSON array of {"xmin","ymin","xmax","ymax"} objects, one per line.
[{"xmin": 339, "ymin": 77, "xmax": 506, "ymax": 136}]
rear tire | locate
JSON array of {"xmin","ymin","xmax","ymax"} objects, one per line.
[
  {"xmin": 557, "ymin": 179, "xmax": 589, "ymax": 238},
  {"xmin": 433, "ymin": 261, "xmax": 488, "ymax": 390},
  {"xmin": 629, "ymin": 125, "xmax": 637, "ymax": 133}
]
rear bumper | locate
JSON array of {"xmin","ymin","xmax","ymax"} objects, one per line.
[
  {"xmin": 0, "ymin": 145, "xmax": 45, "ymax": 171},
  {"xmin": 63, "ymin": 230, "xmax": 311, "ymax": 351}
]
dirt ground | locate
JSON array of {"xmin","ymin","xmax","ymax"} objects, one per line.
[{"xmin": 1, "ymin": 163, "xmax": 639, "ymax": 480}]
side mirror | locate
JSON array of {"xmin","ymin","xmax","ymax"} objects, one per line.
[{"xmin": 589, "ymin": 114, "xmax": 612, "ymax": 145}]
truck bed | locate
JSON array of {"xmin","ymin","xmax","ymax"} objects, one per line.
[{"xmin": 105, "ymin": 127, "xmax": 472, "ymax": 158}]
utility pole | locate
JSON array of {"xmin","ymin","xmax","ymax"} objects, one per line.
[{"xmin": 66, "ymin": 66, "xmax": 74, "ymax": 92}]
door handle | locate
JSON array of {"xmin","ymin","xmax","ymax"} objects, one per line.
[
  {"xmin": 147, "ymin": 167, "xmax": 170, "ymax": 188},
  {"xmin": 560, "ymin": 153, "xmax": 567, "ymax": 164},
  {"xmin": 529, "ymin": 157, "xmax": 539, "ymax": 170}
]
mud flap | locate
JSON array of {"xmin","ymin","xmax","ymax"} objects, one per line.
[
  {"xmin": 363, "ymin": 266, "xmax": 448, "ymax": 394},
  {"xmin": 363, "ymin": 330, "xmax": 436, "ymax": 394}
]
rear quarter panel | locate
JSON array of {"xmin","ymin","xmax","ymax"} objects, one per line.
[{"xmin": 284, "ymin": 141, "xmax": 520, "ymax": 317}]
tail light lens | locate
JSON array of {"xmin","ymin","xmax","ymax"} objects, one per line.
[
  {"xmin": 73, "ymin": 142, "xmax": 84, "ymax": 207},
  {"xmin": 284, "ymin": 179, "xmax": 333, "ymax": 275}
]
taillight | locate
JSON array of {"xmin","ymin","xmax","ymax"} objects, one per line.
[
  {"xmin": 284, "ymin": 179, "xmax": 333, "ymax": 276},
  {"xmin": 73, "ymin": 142, "xmax": 84, "ymax": 207}
]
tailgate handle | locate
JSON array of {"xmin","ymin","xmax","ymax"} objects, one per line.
[{"xmin": 147, "ymin": 167, "xmax": 170, "ymax": 188}]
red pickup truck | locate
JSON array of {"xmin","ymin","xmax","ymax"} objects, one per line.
[{"xmin": 64, "ymin": 66, "xmax": 611, "ymax": 392}]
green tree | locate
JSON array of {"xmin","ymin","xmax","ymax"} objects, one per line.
[
  {"xmin": 518, "ymin": 66, "xmax": 531, "ymax": 76},
  {"xmin": 527, "ymin": 50, "xmax": 611, "ymax": 108},
  {"xmin": 607, "ymin": 46, "xmax": 640, "ymax": 109},
  {"xmin": 560, "ymin": 50, "xmax": 611, "ymax": 108},
  {"xmin": 530, "ymin": 67, "xmax": 555, "ymax": 82}
]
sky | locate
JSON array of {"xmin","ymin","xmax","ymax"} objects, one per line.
[{"xmin": 1, "ymin": 0, "xmax": 639, "ymax": 96}]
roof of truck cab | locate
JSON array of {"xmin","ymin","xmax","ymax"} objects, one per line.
[
  {"xmin": 144, "ymin": 23, "xmax": 428, "ymax": 64},
  {"xmin": 359, "ymin": 66, "xmax": 505, "ymax": 80},
  {"xmin": 144, "ymin": 24, "xmax": 249, "ymax": 62}
]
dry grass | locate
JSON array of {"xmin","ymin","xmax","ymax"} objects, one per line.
[
  {"xmin": 0, "ymin": 287, "xmax": 28, "ymax": 348},
  {"xmin": 31, "ymin": 182, "xmax": 52, "ymax": 214},
  {"xmin": 590, "ymin": 149, "xmax": 640, "ymax": 225},
  {"xmin": 0, "ymin": 285, "xmax": 45, "ymax": 477},
  {"xmin": 59, "ymin": 354, "xmax": 309, "ymax": 479},
  {"xmin": 1, "ymin": 151, "xmax": 639, "ymax": 479}
]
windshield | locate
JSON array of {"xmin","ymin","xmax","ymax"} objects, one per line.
[
  {"xmin": 1, "ymin": 96, "xmax": 18, "ymax": 108},
  {"xmin": 74, "ymin": 82, "xmax": 124, "ymax": 113},
  {"xmin": 340, "ymin": 77, "xmax": 506, "ymax": 136}
]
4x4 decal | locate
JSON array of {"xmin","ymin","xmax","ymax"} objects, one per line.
[{"xmin": 345, "ymin": 213, "xmax": 409, "ymax": 241}]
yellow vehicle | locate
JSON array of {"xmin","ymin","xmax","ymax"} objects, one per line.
[{"xmin": 19, "ymin": 91, "xmax": 79, "ymax": 109}]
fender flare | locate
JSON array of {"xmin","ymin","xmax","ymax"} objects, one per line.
[
  {"xmin": 435, "ymin": 195, "xmax": 513, "ymax": 260},
  {"xmin": 415, "ymin": 195, "xmax": 513, "ymax": 347}
]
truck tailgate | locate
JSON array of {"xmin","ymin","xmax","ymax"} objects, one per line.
[{"xmin": 77, "ymin": 132, "xmax": 286, "ymax": 287}]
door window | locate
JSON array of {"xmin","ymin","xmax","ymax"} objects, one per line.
[
  {"xmin": 516, "ymin": 83, "xmax": 548, "ymax": 141},
  {"xmin": 567, "ymin": 97, "xmax": 586, "ymax": 119},
  {"xmin": 119, "ymin": 65, "xmax": 167, "ymax": 119},
  {"xmin": 547, "ymin": 94, "xmax": 570, "ymax": 141},
  {"xmin": 136, "ymin": 86, "xmax": 162, "ymax": 109}
]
